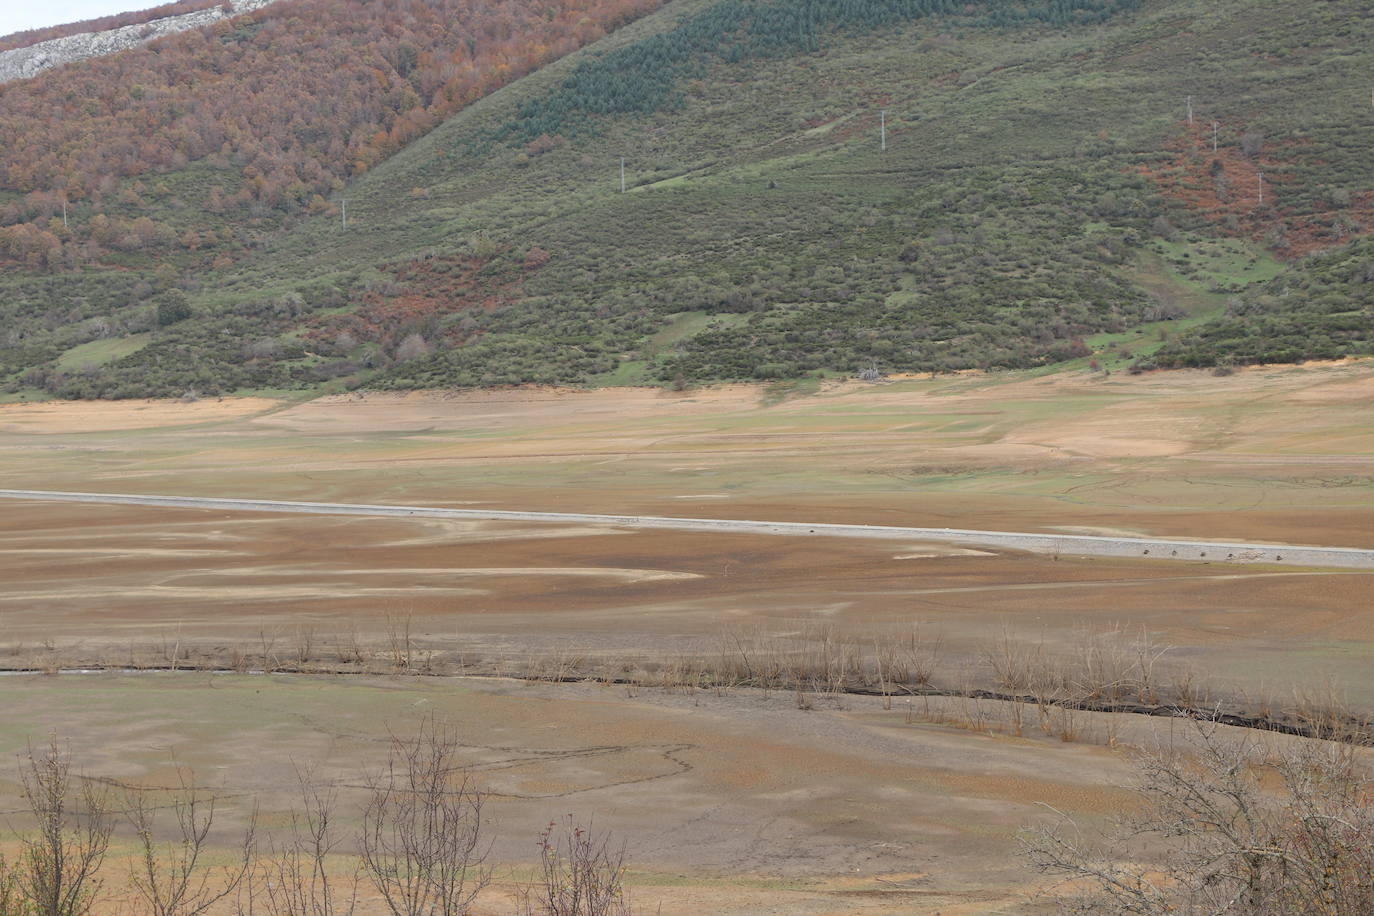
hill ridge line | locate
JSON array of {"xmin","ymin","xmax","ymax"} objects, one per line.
[{"xmin": 3, "ymin": 488, "xmax": 1371, "ymax": 570}]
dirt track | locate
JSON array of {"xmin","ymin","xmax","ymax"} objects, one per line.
[{"xmin": 5, "ymin": 488, "xmax": 1372, "ymax": 569}]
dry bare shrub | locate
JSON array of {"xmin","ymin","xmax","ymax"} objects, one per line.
[
  {"xmin": 526, "ymin": 649, "xmax": 585, "ymax": 684},
  {"xmin": 1289, "ymin": 680, "xmax": 1374, "ymax": 746},
  {"xmin": 125, "ymin": 768, "xmax": 256, "ymax": 916},
  {"xmin": 980, "ymin": 626, "xmax": 1176, "ymax": 711},
  {"xmin": 158, "ymin": 631, "xmax": 184, "ymax": 671},
  {"xmin": 293, "ymin": 626, "xmax": 316, "ymax": 667},
  {"xmin": 384, "ymin": 614, "xmax": 415, "ymax": 671},
  {"xmin": 333, "ymin": 624, "xmax": 368, "ymax": 667},
  {"xmin": 258, "ymin": 629, "xmax": 281, "ymax": 673},
  {"xmin": 1022, "ymin": 719, "xmax": 1374, "ymax": 914},
  {"xmin": 983, "ymin": 627, "xmax": 1048, "ymax": 695},
  {"xmin": 1063, "ymin": 625, "xmax": 1170, "ymax": 704},
  {"xmin": 1044, "ymin": 705, "xmax": 1083, "ymax": 744},
  {"xmin": 888, "ymin": 622, "xmax": 942, "ymax": 688},
  {"xmin": 656, "ymin": 655, "xmax": 707, "ymax": 694},
  {"xmin": 16, "ymin": 736, "xmax": 113, "ymax": 916},
  {"xmin": 0, "ymin": 856, "xmax": 23, "ymax": 916},
  {"xmin": 518, "ymin": 816, "xmax": 632, "ymax": 916},
  {"xmin": 715, "ymin": 628, "xmax": 764, "ymax": 688},
  {"xmin": 796, "ymin": 623, "xmax": 861, "ymax": 694},
  {"xmin": 713, "ymin": 622, "xmax": 946, "ymax": 697},
  {"xmin": 360, "ymin": 718, "xmax": 490, "ymax": 916},
  {"xmin": 1167, "ymin": 665, "xmax": 1214, "ymax": 710}
]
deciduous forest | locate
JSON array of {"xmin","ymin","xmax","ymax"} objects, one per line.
[{"xmin": 0, "ymin": 0, "xmax": 663, "ymax": 269}]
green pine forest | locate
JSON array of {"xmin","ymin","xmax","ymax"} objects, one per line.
[{"xmin": 2, "ymin": 0, "xmax": 1371, "ymax": 400}]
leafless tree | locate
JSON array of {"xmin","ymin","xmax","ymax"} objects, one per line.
[
  {"xmin": 125, "ymin": 768, "xmax": 256, "ymax": 916},
  {"xmin": 518, "ymin": 816, "xmax": 633, "ymax": 916},
  {"xmin": 16, "ymin": 735, "xmax": 113, "ymax": 916},
  {"xmin": 253, "ymin": 768, "xmax": 359, "ymax": 916},
  {"xmin": 393, "ymin": 334, "xmax": 431, "ymax": 363},
  {"xmin": 360, "ymin": 718, "xmax": 490, "ymax": 916},
  {"xmin": 1021, "ymin": 718, "xmax": 1374, "ymax": 914},
  {"xmin": 243, "ymin": 338, "xmax": 283, "ymax": 361},
  {"xmin": 1239, "ymin": 130, "xmax": 1266, "ymax": 159}
]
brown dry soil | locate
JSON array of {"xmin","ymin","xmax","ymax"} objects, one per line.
[{"xmin": 1, "ymin": 362, "xmax": 1374, "ymax": 912}]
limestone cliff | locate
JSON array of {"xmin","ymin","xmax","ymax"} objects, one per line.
[{"xmin": 0, "ymin": 0, "xmax": 280, "ymax": 83}]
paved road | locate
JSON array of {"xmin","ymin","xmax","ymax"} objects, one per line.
[{"xmin": 3, "ymin": 488, "xmax": 1373, "ymax": 570}]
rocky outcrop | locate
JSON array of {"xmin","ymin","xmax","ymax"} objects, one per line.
[{"xmin": 0, "ymin": 0, "xmax": 280, "ymax": 83}]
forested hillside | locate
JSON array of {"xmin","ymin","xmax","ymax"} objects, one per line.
[
  {"xmin": 0, "ymin": 0, "xmax": 663, "ymax": 269},
  {"xmin": 1, "ymin": 0, "xmax": 1371, "ymax": 399}
]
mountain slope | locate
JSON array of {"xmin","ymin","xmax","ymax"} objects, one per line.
[
  {"xmin": 0, "ymin": 0, "xmax": 664, "ymax": 267},
  {"xmin": 2, "ymin": 0, "xmax": 1372, "ymax": 399}
]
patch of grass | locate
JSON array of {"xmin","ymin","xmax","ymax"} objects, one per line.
[
  {"xmin": 591, "ymin": 358, "xmax": 653, "ymax": 386},
  {"xmin": 758, "ymin": 375, "xmax": 821, "ymax": 406},
  {"xmin": 0, "ymin": 388, "xmax": 50, "ymax": 404},
  {"xmin": 53, "ymin": 334, "xmax": 151, "ymax": 372},
  {"xmin": 1151, "ymin": 235, "xmax": 1285, "ymax": 294}
]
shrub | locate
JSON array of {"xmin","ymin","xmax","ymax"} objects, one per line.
[{"xmin": 1022, "ymin": 720, "xmax": 1374, "ymax": 915}]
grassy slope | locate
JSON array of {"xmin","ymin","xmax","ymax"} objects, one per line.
[
  {"xmin": 1155, "ymin": 236, "xmax": 1374, "ymax": 367},
  {"xmin": 4, "ymin": 0, "xmax": 1373, "ymax": 397}
]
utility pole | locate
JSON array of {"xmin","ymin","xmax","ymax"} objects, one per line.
[
  {"xmin": 620, "ymin": 157, "xmax": 626, "ymax": 193},
  {"xmin": 61, "ymin": 196, "xmax": 68, "ymax": 230},
  {"xmin": 880, "ymin": 109, "xmax": 887, "ymax": 151},
  {"xmin": 1258, "ymin": 172, "xmax": 1264, "ymax": 207},
  {"xmin": 340, "ymin": 199, "xmax": 348, "ymax": 229},
  {"xmin": 1212, "ymin": 121, "xmax": 1219, "ymax": 153},
  {"xmin": 1186, "ymin": 95, "xmax": 1194, "ymax": 127}
]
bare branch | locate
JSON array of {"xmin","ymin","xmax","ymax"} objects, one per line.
[
  {"xmin": 359, "ymin": 716, "xmax": 491, "ymax": 916},
  {"xmin": 253, "ymin": 766, "xmax": 358, "ymax": 916},
  {"xmin": 16, "ymin": 735, "xmax": 113, "ymax": 916},
  {"xmin": 125, "ymin": 766, "xmax": 256, "ymax": 916},
  {"xmin": 1020, "ymin": 719, "xmax": 1374, "ymax": 915},
  {"xmin": 518, "ymin": 815, "xmax": 633, "ymax": 916}
]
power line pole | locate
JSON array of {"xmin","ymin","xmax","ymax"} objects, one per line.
[
  {"xmin": 340, "ymin": 199, "xmax": 348, "ymax": 229},
  {"xmin": 1212, "ymin": 121, "xmax": 1219, "ymax": 153},
  {"xmin": 880, "ymin": 109, "xmax": 887, "ymax": 151},
  {"xmin": 1258, "ymin": 172, "xmax": 1264, "ymax": 207},
  {"xmin": 620, "ymin": 157, "xmax": 626, "ymax": 193},
  {"xmin": 61, "ymin": 196, "xmax": 68, "ymax": 230},
  {"xmin": 1186, "ymin": 95, "xmax": 1194, "ymax": 126}
]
